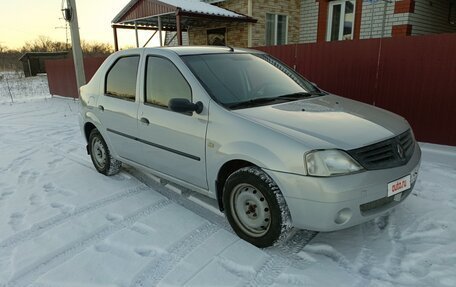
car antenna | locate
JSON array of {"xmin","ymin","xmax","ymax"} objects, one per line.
[{"xmin": 226, "ymin": 45, "xmax": 234, "ymax": 52}]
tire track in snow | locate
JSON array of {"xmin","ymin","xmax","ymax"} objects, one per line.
[
  {"xmin": 0, "ymin": 185, "xmax": 148, "ymax": 250},
  {"xmin": 129, "ymin": 222, "xmax": 220, "ymax": 287},
  {"xmin": 0, "ymin": 109, "xmax": 57, "ymax": 121},
  {"xmin": 244, "ymin": 256, "xmax": 288, "ymax": 287},
  {"xmin": 5, "ymin": 198, "xmax": 172, "ymax": 287},
  {"xmin": 126, "ymin": 167, "xmax": 231, "ymax": 230},
  {"xmin": 353, "ymin": 215, "xmax": 390, "ymax": 287},
  {"xmin": 128, "ymin": 166, "xmax": 319, "ymax": 286},
  {"xmin": 230, "ymin": 230, "xmax": 318, "ymax": 287},
  {"xmin": 0, "ymin": 147, "xmax": 39, "ymax": 173},
  {"xmin": 49, "ymin": 147, "xmax": 93, "ymax": 169}
]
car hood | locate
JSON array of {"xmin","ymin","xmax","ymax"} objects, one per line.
[{"xmin": 232, "ymin": 95, "xmax": 410, "ymax": 150}]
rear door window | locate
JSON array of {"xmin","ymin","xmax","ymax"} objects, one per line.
[{"xmin": 105, "ymin": 56, "xmax": 140, "ymax": 101}]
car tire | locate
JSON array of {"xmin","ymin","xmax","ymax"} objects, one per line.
[
  {"xmin": 88, "ymin": 129, "xmax": 122, "ymax": 176},
  {"xmin": 223, "ymin": 166, "xmax": 292, "ymax": 248}
]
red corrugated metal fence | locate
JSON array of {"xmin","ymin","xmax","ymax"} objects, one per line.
[
  {"xmin": 44, "ymin": 33, "xmax": 456, "ymax": 145},
  {"xmin": 45, "ymin": 57, "xmax": 107, "ymax": 99},
  {"xmin": 256, "ymin": 33, "xmax": 456, "ymax": 146}
]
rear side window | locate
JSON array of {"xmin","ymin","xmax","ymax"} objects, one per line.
[
  {"xmin": 105, "ymin": 56, "xmax": 140, "ymax": 101},
  {"xmin": 145, "ymin": 56, "xmax": 191, "ymax": 107}
]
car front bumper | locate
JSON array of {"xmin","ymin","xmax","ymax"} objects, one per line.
[{"xmin": 265, "ymin": 143, "xmax": 421, "ymax": 231}]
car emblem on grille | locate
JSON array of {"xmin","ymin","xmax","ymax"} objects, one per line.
[{"xmin": 397, "ymin": 143, "xmax": 404, "ymax": 159}]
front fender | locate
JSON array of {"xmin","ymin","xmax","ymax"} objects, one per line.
[
  {"xmin": 206, "ymin": 140, "xmax": 291, "ymax": 195},
  {"xmin": 217, "ymin": 141, "xmax": 285, "ymax": 169}
]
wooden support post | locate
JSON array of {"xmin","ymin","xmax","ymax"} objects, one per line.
[
  {"xmin": 113, "ymin": 27, "xmax": 119, "ymax": 51},
  {"xmin": 247, "ymin": 0, "xmax": 253, "ymax": 47},
  {"xmin": 158, "ymin": 16, "xmax": 163, "ymax": 46},
  {"xmin": 134, "ymin": 21, "xmax": 139, "ymax": 48},
  {"xmin": 176, "ymin": 11, "xmax": 182, "ymax": 46}
]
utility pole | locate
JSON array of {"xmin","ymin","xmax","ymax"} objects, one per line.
[{"xmin": 64, "ymin": 0, "xmax": 86, "ymax": 95}]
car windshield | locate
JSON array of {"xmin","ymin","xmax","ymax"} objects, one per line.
[{"xmin": 182, "ymin": 53, "xmax": 323, "ymax": 109}]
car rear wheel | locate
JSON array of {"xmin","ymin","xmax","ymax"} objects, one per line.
[
  {"xmin": 223, "ymin": 166, "xmax": 292, "ymax": 248},
  {"xmin": 89, "ymin": 129, "xmax": 121, "ymax": 176}
]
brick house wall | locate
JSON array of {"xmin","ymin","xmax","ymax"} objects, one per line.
[
  {"xmin": 189, "ymin": 22, "xmax": 249, "ymax": 47},
  {"xmin": 300, "ymin": 0, "xmax": 319, "ymax": 43},
  {"xmin": 250, "ymin": 0, "xmax": 301, "ymax": 46},
  {"xmin": 300, "ymin": 0, "xmax": 456, "ymax": 43},
  {"xmin": 181, "ymin": 0, "xmax": 456, "ymax": 47},
  {"xmin": 189, "ymin": 0, "xmax": 300, "ymax": 47},
  {"xmin": 189, "ymin": 0, "xmax": 249, "ymax": 46},
  {"xmin": 359, "ymin": 1, "xmax": 407, "ymax": 39}
]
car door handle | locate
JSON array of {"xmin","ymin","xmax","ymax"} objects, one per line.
[
  {"xmin": 98, "ymin": 105, "xmax": 104, "ymax": 111},
  {"xmin": 140, "ymin": 117, "xmax": 150, "ymax": 125}
]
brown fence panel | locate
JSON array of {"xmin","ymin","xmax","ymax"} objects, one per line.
[
  {"xmin": 258, "ymin": 45, "xmax": 297, "ymax": 68},
  {"xmin": 255, "ymin": 34, "xmax": 456, "ymax": 146},
  {"xmin": 375, "ymin": 34, "xmax": 456, "ymax": 146},
  {"xmin": 45, "ymin": 57, "xmax": 107, "ymax": 98}
]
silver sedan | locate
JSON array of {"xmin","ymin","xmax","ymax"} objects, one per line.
[{"xmin": 79, "ymin": 46, "xmax": 421, "ymax": 247}]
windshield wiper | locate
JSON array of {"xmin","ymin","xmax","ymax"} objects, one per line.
[
  {"xmin": 227, "ymin": 97, "xmax": 285, "ymax": 109},
  {"xmin": 277, "ymin": 91, "xmax": 326, "ymax": 99},
  {"xmin": 227, "ymin": 91, "xmax": 327, "ymax": 109}
]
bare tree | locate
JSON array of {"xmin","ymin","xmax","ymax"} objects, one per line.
[
  {"xmin": 0, "ymin": 44, "xmax": 22, "ymax": 71},
  {"xmin": 21, "ymin": 35, "xmax": 68, "ymax": 53},
  {"xmin": 0, "ymin": 37, "xmax": 114, "ymax": 72},
  {"xmin": 81, "ymin": 41, "xmax": 113, "ymax": 56}
]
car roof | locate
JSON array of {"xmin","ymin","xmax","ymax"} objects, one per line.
[{"xmin": 117, "ymin": 46, "xmax": 265, "ymax": 56}]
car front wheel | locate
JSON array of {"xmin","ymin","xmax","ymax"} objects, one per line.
[
  {"xmin": 88, "ymin": 129, "xmax": 121, "ymax": 176},
  {"xmin": 223, "ymin": 166, "xmax": 292, "ymax": 248}
]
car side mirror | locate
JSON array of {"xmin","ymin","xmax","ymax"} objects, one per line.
[{"xmin": 168, "ymin": 98, "xmax": 203, "ymax": 114}]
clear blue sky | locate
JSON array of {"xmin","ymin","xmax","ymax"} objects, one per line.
[{"xmin": 0, "ymin": 0, "xmax": 159, "ymax": 49}]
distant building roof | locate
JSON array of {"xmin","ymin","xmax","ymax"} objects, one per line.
[{"xmin": 19, "ymin": 52, "xmax": 69, "ymax": 62}]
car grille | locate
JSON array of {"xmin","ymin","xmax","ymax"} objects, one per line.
[
  {"xmin": 360, "ymin": 189, "xmax": 412, "ymax": 215},
  {"xmin": 347, "ymin": 130, "xmax": 415, "ymax": 170}
]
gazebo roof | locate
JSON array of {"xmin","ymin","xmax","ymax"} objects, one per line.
[{"xmin": 112, "ymin": 0, "xmax": 255, "ymax": 29}]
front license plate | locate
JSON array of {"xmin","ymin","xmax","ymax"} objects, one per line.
[{"xmin": 388, "ymin": 175, "xmax": 411, "ymax": 197}]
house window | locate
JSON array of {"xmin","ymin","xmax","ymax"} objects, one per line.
[
  {"xmin": 266, "ymin": 13, "xmax": 288, "ymax": 46},
  {"xmin": 327, "ymin": 0, "xmax": 355, "ymax": 41}
]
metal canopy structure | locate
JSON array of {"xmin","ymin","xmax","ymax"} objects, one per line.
[
  {"xmin": 19, "ymin": 52, "xmax": 69, "ymax": 77},
  {"xmin": 112, "ymin": 0, "xmax": 256, "ymax": 50}
]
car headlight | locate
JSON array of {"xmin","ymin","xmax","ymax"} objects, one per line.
[{"xmin": 305, "ymin": 150, "xmax": 363, "ymax": 177}]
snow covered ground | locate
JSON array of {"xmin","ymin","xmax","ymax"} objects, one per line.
[
  {"xmin": 0, "ymin": 72, "xmax": 50, "ymax": 104},
  {"xmin": 0, "ymin": 75, "xmax": 456, "ymax": 287}
]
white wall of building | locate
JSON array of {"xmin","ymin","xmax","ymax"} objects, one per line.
[
  {"xmin": 300, "ymin": 0, "xmax": 319, "ymax": 43},
  {"xmin": 359, "ymin": 1, "xmax": 407, "ymax": 39}
]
